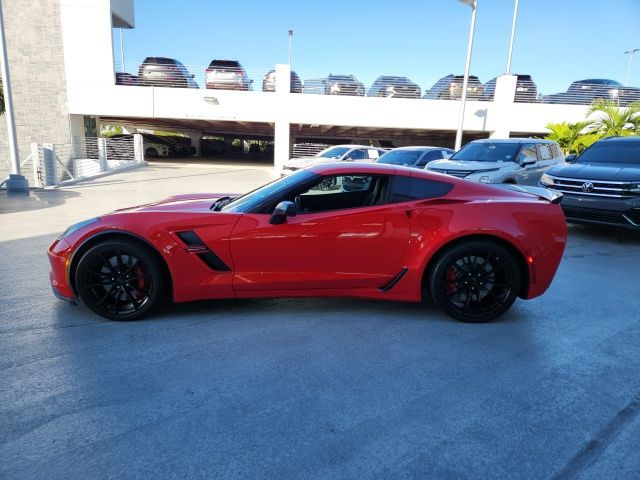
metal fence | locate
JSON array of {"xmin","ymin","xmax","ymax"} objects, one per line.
[
  {"xmin": 290, "ymin": 143, "xmax": 330, "ymax": 158},
  {"xmin": 114, "ymin": 61, "xmax": 640, "ymax": 106},
  {"xmin": 29, "ymin": 134, "xmax": 144, "ymax": 188}
]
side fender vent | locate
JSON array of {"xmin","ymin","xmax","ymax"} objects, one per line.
[{"xmin": 197, "ymin": 252, "xmax": 231, "ymax": 272}]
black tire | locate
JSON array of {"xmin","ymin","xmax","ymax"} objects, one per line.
[
  {"xmin": 429, "ymin": 240, "xmax": 521, "ymax": 323},
  {"xmin": 75, "ymin": 240, "xmax": 164, "ymax": 321},
  {"xmin": 145, "ymin": 147, "xmax": 158, "ymax": 158}
]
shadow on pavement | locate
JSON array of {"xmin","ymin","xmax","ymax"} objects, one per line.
[{"xmin": 0, "ymin": 190, "xmax": 81, "ymax": 214}]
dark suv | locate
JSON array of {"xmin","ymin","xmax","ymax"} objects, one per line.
[
  {"xmin": 540, "ymin": 137, "xmax": 640, "ymax": 229},
  {"xmin": 138, "ymin": 57, "xmax": 198, "ymax": 88},
  {"xmin": 303, "ymin": 74, "xmax": 365, "ymax": 96},
  {"xmin": 205, "ymin": 60, "xmax": 252, "ymax": 90}
]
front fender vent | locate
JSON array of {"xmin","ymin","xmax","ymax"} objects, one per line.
[{"xmin": 176, "ymin": 230, "xmax": 231, "ymax": 272}]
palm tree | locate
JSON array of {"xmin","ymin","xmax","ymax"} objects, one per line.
[
  {"xmin": 587, "ymin": 100, "xmax": 640, "ymax": 137},
  {"xmin": 545, "ymin": 120, "xmax": 595, "ymax": 154}
]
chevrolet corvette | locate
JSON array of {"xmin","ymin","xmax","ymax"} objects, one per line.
[{"xmin": 48, "ymin": 163, "xmax": 567, "ymax": 323}]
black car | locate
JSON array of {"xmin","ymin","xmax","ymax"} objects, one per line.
[
  {"xmin": 542, "ymin": 79, "xmax": 640, "ymax": 106},
  {"xmin": 262, "ymin": 70, "xmax": 302, "ymax": 93},
  {"xmin": 376, "ymin": 146, "xmax": 454, "ymax": 168},
  {"xmin": 138, "ymin": 57, "xmax": 198, "ymax": 88},
  {"xmin": 368, "ymin": 76, "xmax": 421, "ymax": 98},
  {"xmin": 115, "ymin": 72, "xmax": 141, "ymax": 86},
  {"xmin": 483, "ymin": 74, "xmax": 537, "ymax": 103},
  {"xmin": 423, "ymin": 74, "xmax": 484, "ymax": 100},
  {"xmin": 539, "ymin": 137, "xmax": 640, "ymax": 229}
]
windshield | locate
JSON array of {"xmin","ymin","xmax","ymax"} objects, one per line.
[
  {"xmin": 221, "ymin": 169, "xmax": 316, "ymax": 213},
  {"xmin": 377, "ymin": 150, "xmax": 424, "ymax": 166},
  {"xmin": 450, "ymin": 142, "xmax": 521, "ymax": 163},
  {"xmin": 576, "ymin": 142, "xmax": 640, "ymax": 165},
  {"xmin": 318, "ymin": 146, "xmax": 350, "ymax": 159}
]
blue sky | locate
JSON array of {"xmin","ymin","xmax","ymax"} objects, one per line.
[{"xmin": 115, "ymin": 0, "xmax": 640, "ymax": 95}]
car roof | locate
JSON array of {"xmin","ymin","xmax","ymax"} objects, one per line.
[
  {"xmin": 599, "ymin": 136, "xmax": 640, "ymax": 142},
  {"xmin": 389, "ymin": 146, "xmax": 452, "ymax": 151},
  {"xmin": 469, "ymin": 138, "xmax": 555, "ymax": 144}
]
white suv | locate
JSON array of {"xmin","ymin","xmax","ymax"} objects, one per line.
[
  {"xmin": 282, "ymin": 144, "xmax": 386, "ymax": 176},
  {"xmin": 427, "ymin": 139, "xmax": 564, "ymax": 185}
]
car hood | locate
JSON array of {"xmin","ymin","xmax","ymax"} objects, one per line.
[
  {"xmin": 547, "ymin": 163, "xmax": 640, "ymax": 182},
  {"xmin": 113, "ymin": 193, "xmax": 239, "ymax": 214},
  {"xmin": 427, "ymin": 159, "xmax": 507, "ymax": 171}
]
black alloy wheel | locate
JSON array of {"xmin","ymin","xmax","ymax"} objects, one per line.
[
  {"xmin": 429, "ymin": 240, "xmax": 521, "ymax": 323},
  {"xmin": 75, "ymin": 240, "xmax": 164, "ymax": 321}
]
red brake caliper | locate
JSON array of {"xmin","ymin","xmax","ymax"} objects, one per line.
[
  {"xmin": 445, "ymin": 266, "xmax": 457, "ymax": 296},
  {"xmin": 135, "ymin": 265, "xmax": 147, "ymax": 300}
]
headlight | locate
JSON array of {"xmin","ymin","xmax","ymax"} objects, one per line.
[
  {"xmin": 479, "ymin": 176, "xmax": 491, "ymax": 184},
  {"xmin": 58, "ymin": 217, "xmax": 100, "ymax": 240},
  {"xmin": 540, "ymin": 173, "xmax": 555, "ymax": 186},
  {"xmin": 630, "ymin": 183, "xmax": 640, "ymax": 193}
]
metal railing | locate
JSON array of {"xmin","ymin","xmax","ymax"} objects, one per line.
[
  {"xmin": 27, "ymin": 134, "xmax": 145, "ymax": 188},
  {"xmin": 114, "ymin": 61, "xmax": 640, "ymax": 106}
]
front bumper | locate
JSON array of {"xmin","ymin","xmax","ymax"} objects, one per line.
[
  {"xmin": 556, "ymin": 193, "xmax": 640, "ymax": 229},
  {"xmin": 48, "ymin": 237, "xmax": 77, "ymax": 301}
]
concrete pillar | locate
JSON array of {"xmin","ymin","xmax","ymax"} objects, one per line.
[
  {"xmin": 274, "ymin": 63, "xmax": 291, "ymax": 171},
  {"xmin": 187, "ymin": 131, "xmax": 203, "ymax": 156},
  {"xmin": 133, "ymin": 134, "xmax": 144, "ymax": 162},
  {"xmin": 489, "ymin": 75, "xmax": 517, "ymax": 139},
  {"xmin": 98, "ymin": 137, "xmax": 108, "ymax": 171}
]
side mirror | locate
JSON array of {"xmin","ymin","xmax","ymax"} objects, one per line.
[
  {"xmin": 565, "ymin": 153, "xmax": 577, "ymax": 163},
  {"xmin": 270, "ymin": 201, "xmax": 297, "ymax": 225},
  {"xmin": 521, "ymin": 157, "xmax": 536, "ymax": 166}
]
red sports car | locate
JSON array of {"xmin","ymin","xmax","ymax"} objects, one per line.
[{"xmin": 48, "ymin": 163, "xmax": 567, "ymax": 323}]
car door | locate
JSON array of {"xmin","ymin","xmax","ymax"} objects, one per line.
[
  {"xmin": 515, "ymin": 144, "xmax": 539, "ymax": 185},
  {"xmin": 229, "ymin": 174, "xmax": 411, "ymax": 292}
]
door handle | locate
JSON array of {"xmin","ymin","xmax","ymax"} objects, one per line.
[{"xmin": 405, "ymin": 209, "xmax": 417, "ymax": 219}]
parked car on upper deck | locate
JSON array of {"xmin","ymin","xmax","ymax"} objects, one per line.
[
  {"xmin": 376, "ymin": 147, "xmax": 454, "ymax": 168},
  {"xmin": 542, "ymin": 79, "xmax": 640, "ymax": 106},
  {"xmin": 483, "ymin": 74, "xmax": 537, "ymax": 102},
  {"xmin": 428, "ymin": 138, "xmax": 564, "ymax": 185},
  {"xmin": 138, "ymin": 57, "xmax": 198, "ymax": 88},
  {"xmin": 302, "ymin": 74, "xmax": 365, "ymax": 96},
  {"xmin": 282, "ymin": 145, "xmax": 386, "ymax": 176},
  {"xmin": 115, "ymin": 72, "xmax": 141, "ymax": 86},
  {"xmin": 206, "ymin": 60, "xmax": 252, "ymax": 91},
  {"xmin": 368, "ymin": 76, "xmax": 421, "ymax": 98},
  {"xmin": 423, "ymin": 75, "xmax": 484, "ymax": 100},
  {"xmin": 539, "ymin": 136, "xmax": 640, "ymax": 229},
  {"xmin": 262, "ymin": 70, "xmax": 302, "ymax": 93}
]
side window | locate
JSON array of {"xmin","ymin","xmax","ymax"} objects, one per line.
[
  {"xmin": 537, "ymin": 144, "xmax": 553, "ymax": 160},
  {"xmin": 518, "ymin": 145, "xmax": 538, "ymax": 163},
  {"xmin": 367, "ymin": 149, "xmax": 381, "ymax": 159},
  {"xmin": 294, "ymin": 175, "xmax": 389, "ymax": 213},
  {"xmin": 389, "ymin": 176, "xmax": 453, "ymax": 203},
  {"xmin": 346, "ymin": 149, "xmax": 366, "ymax": 160},
  {"xmin": 416, "ymin": 150, "xmax": 441, "ymax": 167}
]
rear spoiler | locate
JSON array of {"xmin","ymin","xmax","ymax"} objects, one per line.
[{"xmin": 495, "ymin": 184, "xmax": 563, "ymax": 204}]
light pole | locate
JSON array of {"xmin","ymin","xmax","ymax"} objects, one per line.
[
  {"xmin": 0, "ymin": 0, "xmax": 28, "ymax": 193},
  {"xmin": 455, "ymin": 0, "xmax": 477, "ymax": 151},
  {"xmin": 288, "ymin": 29, "xmax": 294, "ymax": 67},
  {"xmin": 624, "ymin": 48, "xmax": 639, "ymax": 86},
  {"xmin": 505, "ymin": 0, "xmax": 519, "ymax": 74},
  {"xmin": 119, "ymin": 28, "xmax": 125, "ymax": 72}
]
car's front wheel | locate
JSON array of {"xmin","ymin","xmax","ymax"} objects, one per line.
[
  {"xmin": 75, "ymin": 239, "xmax": 164, "ymax": 321},
  {"xmin": 145, "ymin": 147, "xmax": 158, "ymax": 158},
  {"xmin": 429, "ymin": 240, "xmax": 521, "ymax": 322}
]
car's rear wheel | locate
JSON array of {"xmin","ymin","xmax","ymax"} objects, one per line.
[
  {"xmin": 75, "ymin": 240, "xmax": 164, "ymax": 321},
  {"xmin": 145, "ymin": 147, "xmax": 158, "ymax": 158},
  {"xmin": 429, "ymin": 240, "xmax": 521, "ymax": 323}
]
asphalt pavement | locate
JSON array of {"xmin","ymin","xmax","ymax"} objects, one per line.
[{"xmin": 1, "ymin": 161, "xmax": 640, "ymax": 479}]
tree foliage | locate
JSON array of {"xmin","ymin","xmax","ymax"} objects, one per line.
[{"xmin": 545, "ymin": 101, "xmax": 639, "ymax": 154}]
